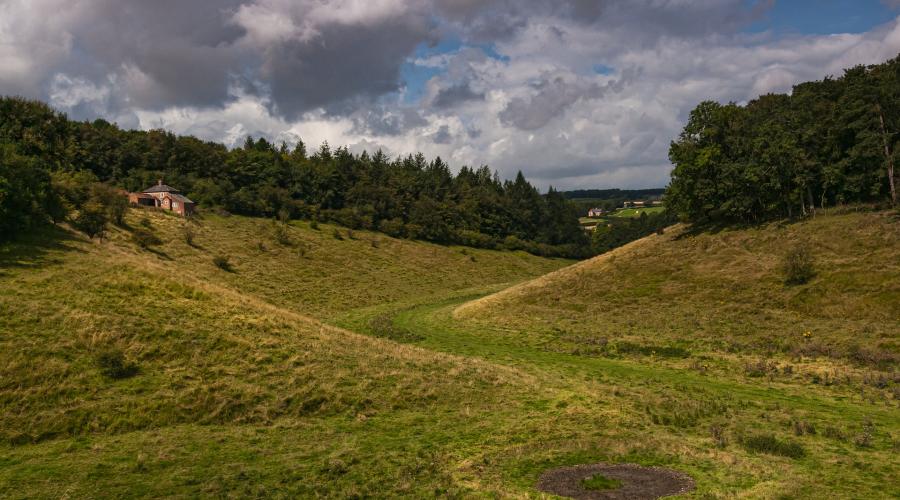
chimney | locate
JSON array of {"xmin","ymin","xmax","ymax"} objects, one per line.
[{"xmin": 158, "ymin": 179, "xmax": 163, "ymax": 186}]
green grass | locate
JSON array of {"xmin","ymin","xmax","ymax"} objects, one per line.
[
  {"xmin": 0, "ymin": 208, "xmax": 897, "ymax": 498},
  {"xmin": 608, "ymin": 206, "xmax": 665, "ymax": 218},
  {"xmin": 582, "ymin": 473, "xmax": 623, "ymax": 490}
]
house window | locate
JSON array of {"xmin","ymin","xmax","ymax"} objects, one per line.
[{"xmin": 173, "ymin": 202, "xmax": 179, "ymax": 209}]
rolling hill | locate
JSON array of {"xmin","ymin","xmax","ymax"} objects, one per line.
[
  {"xmin": 1, "ymin": 207, "xmax": 897, "ymax": 498},
  {"xmin": 456, "ymin": 210, "xmax": 899, "ymax": 368}
]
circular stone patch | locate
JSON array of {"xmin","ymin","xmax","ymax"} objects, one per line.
[{"xmin": 535, "ymin": 463, "xmax": 695, "ymax": 499}]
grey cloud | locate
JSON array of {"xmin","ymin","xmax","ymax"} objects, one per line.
[
  {"xmin": 499, "ymin": 68, "xmax": 639, "ymax": 130},
  {"xmin": 351, "ymin": 106, "xmax": 428, "ymax": 136},
  {"xmin": 431, "ymin": 125, "xmax": 453, "ymax": 144},
  {"xmin": 431, "ymin": 83, "xmax": 485, "ymax": 108},
  {"xmin": 263, "ymin": 16, "xmax": 434, "ymax": 119},
  {"xmin": 436, "ymin": 0, "xmax": 772, "ymax": 43}
]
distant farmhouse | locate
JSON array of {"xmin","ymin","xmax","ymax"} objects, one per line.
[
  {"xmin": 129, "ymin": 180, "xmax": 195, "ymax": 217},
  {"xmin": 587, "ymin": 208, "xmax": 606, "ymax": 217}
]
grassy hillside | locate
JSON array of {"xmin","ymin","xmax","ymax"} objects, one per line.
[
  {"xmin": 458, "ymin": 210, "xmax": 899, "ymax": 369},
  {"xmin": 107, "ymin": 212, "xmax": 569, "ymax": 321},
  {"xmin": 0, "ymin": 211, "xmax": 569, "ymax": 497},
  {"xmin": 1, "ymin": 208, "xmax": 897, "ymax": 498}
]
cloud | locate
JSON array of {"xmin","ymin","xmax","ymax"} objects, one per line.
[
  {"xmin": 431, "ymin": 83, "xmax": 485, "ymax": 108},
  {"xmin": 1, "ymin": 0, "xmax": 898, "ymax": 190}
]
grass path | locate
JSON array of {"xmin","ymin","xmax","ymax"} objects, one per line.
[{"xmin": 398, "ymin": 296, "xmax": 896, "ymax": 424}]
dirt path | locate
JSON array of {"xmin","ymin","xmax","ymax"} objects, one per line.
[{"xmin": 536, "ymin": 463, "xmax": 695, "ymax": 499}]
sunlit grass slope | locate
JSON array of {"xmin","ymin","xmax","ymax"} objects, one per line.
[
  {"xmin": 130, "ymin": 211, "xmax": 569, "ymax": 320},
  {"xmin": 0, "ymin": 210, "xmax": 567, "ymax": 497},
  {"xmin": 1, "ymin": 208, "xmax": 897, "ymax": 498},
  {"xmin": 457, "ymin": 210, "xmax": 899, "ymax": 369}
]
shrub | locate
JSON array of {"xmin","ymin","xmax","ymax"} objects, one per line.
[
  {"xmin": 369, "ymin": 314, "xmax": 424, "ymax": 343},
  {"xmin": 95, "ymin": 347, "xmax": 138, "ymax": 380},
  {"xmin": 710, "ymin": 424, "xmax": 728, "ymax": 448},
  {"xmin": 854, "ymin": 418, "xmax": 876, "ymax": 448},
  {"xmin": 782, "ymin": 244, "xmax": 815, "ymax": 285},
  {"xmin": 823, "ymin": 426, "xmax": 847, "ymax": 441},
  {"xmin": 273, "ymin": 222, "xmax": 292, "ymax": 246},
  {"xmin": 309, "ymin": 220, "xmax": 319, "ymax": 230},
  {"xmin": 741, "ymin": 433, "xmax": 805, "ymax": 458},
  {"xmin": 332, "ymin": 228, "xmax": 344, "ymax": 240},
  {"xmin": 74, "ymin": 202, "xmax": 109, "ymax": 240},
  {"xmin": 182, "ymin": 225, "xmax": 196, "ymax": 246},
  {"xmin": 139, "ymin": 217, "xmax": 152, "ymax": 228},
  {"xmin": 213, "ymin": 255, "xmax": 233, "ymax": 272},
  {"xmin": 378, "ymin": 218, "xmax": 405, "ymax": 238},
  {"xmin": 131, "ymin": 227, "xmax": 162, "ymax": 249}
]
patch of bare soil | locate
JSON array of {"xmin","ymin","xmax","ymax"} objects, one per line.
[{"xmin": 536, "ymin": 463, "xmax": 695, "ymax": 499}]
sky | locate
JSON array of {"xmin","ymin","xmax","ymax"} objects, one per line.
[{"xmin": 2, "ymin": 0, "xmax": 900, "ymax": 190}]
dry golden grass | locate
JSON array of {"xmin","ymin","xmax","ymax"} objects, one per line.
[{"xmin": 455, "ymin": 211, "xmax": 899, "ymax": 369}]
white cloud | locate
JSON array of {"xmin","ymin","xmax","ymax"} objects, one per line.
[{"xmin": 3, "ymin": 1, "xmax": 899, "ymax": 190}]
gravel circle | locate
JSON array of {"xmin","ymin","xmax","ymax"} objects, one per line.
[{"xmin": 535, "ymin": 463, "xmax": 695, "ymax": 499}]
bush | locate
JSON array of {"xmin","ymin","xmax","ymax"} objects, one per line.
[
  {"xmin": 741, "ymin": 433, "xmax": 805, "ymax": 458},
  {"xmin": 369, "ymin": 314, "xmax": 424, "ymax": 343},
  {"xmin": 95, "ymin": 347, "xmax": 138, "ymax": 379},
  {"xmin": 131, "ymin": 227, "xmax": 162, "ymax": 248},
  {"xmin": 182, "ymin": 224, "xmax": 196, "ymax": 246},
  {"xmin": 332, "ymin": 228, "xmax": 344, "ymax": 240},
  {"xmin": 273, "ymin": 222, "xmax": 292, "ymax": 246},
  {"xmin": 213, "ymin": 255, "xmax": 233, "ymax": 272},
  {"xmin": 378, "ymin": 218, "xmax": 405, "ymax": 238},
  {"xmin": 309, "ymin": 220, "xmax": 319, "ymax": 230},
  {"xmin": 782, "ymin": 244, "xmax": 815, "ymax": 285},
  {"xmin": 73, "ymin": 202, "xmax": 109, "ymax": 240}
]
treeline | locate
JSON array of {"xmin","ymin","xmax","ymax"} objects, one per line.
[
  {"xmin": 563, "ymin": 188, "xmax": 665, "ymax": 200},
  {"xmin": 667, "ymin": 55, "xmax": 899, "ymax": 224},
  {"xmin": 0, "ymin": 97, "xmax": 589, "ymax": 257},
  {"xmin": 590, "ymin": 211, "xmax": 676, "ymax": 254},
  {"xmin": 565, "ymin": 188, "xmax": 665, "ymax": 215}
]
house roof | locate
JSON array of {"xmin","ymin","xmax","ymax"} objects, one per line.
[
  {"xmin": 143, "ymin": 184, "xmax": 179, "ymax": 194},
  {"xmin": 164, "ymin": 192, "xmax": 194, "ymax": 204}
]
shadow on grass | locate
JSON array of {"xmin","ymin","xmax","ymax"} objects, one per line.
[
  {"xmin": 145, "ymin": 247, "xmax": 174, "ymax": 261},
  {"xmin": 0, "ymin": 224, "xmax": 85, "ymax": 276}
]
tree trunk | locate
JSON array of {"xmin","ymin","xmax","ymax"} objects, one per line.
[
  {"xmin": 876, "ymin": 104, "xmax": 897, "ymax": 206},
  {"xmin": 807, "ymin": 186, "xmax": 816, "ymax": 216}
]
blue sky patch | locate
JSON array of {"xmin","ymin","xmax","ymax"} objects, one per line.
[{"xmin": 747, "ymin": 0, "xmax": 898, "ymax": 35}]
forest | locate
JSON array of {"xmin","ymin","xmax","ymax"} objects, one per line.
[
  {"xmin": 0, "ymin": 97, "xmax": 588, "ymax": 257},
  {"xmin": 667, "ymin": 55, "xmax": 899, "ymax": 223}
]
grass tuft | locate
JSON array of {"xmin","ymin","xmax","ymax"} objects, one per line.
[{"xmin": 581, "ymin": 474, "xmax": 622, "ymax": 491}]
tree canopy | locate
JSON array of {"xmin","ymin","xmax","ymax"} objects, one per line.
[
  {"xmin": 666, "ymin": 55, "xmax": 899, "ymax": 224},
  {"xmin": 0, "ymin": 97, "xmax": 589, "ymax": 257}
]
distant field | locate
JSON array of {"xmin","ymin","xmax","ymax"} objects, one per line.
[{"xmin": 608, "ymin": 206, "xmax": 665, "ymax": 218}]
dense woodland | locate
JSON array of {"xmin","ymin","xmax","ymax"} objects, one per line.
[
  {"xmin": 667, "ymin": 55, "xmax": 899, "ymax": 223},
  {"xmin": 0, "ymin": 97, "xmax": 589, "ymax": 257}
]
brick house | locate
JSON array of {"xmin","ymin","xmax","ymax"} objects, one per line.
[{"xmin": 129, "ymin": 180, "xmax": 195, "ymax": 217}]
